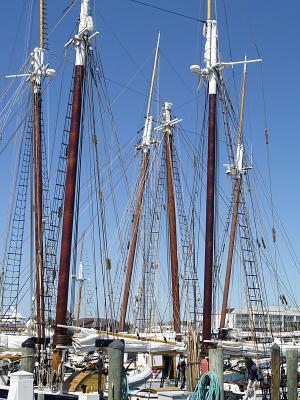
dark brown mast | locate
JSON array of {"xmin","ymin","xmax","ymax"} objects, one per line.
[
  {"xmin": 163, "ymin": 102, "xmax": 181, "ymax": 336},
  {"xmin": 219, "ymin": 63, "xmax": 247, "ymax": 331},
  {"xmin": 202, "ymin": 93, "xmax": 216, "ymax": 342},
  {"xmin": 53, "ymin": 64, "xmax": 84, "ymax": 345},
  {"xmin": 201, "ymin": 13, "xmax": 218, "ymax": 344},
  {"xmin": 32, "ymin": 2, "xmax": 48, "ymax": 340},
  {"xmin": 119, "ymin": 33, "xmax": 160, "ymax": 332},
  {"xmin": 52, "ymin": 1, "xmax": 93, "ymax": 366},
  {"xmin": 33, "ymin": 87, "xmax": 45, "ymax": 339}
]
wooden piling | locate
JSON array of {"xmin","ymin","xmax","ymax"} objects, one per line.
[
  {"xmin": 286, "ymin": 348, "xmax": 298, "ymax": 400},
  {"xmin": 271, "ymin": 343, "xmax": 280, "ymax": 400},
  {"xmin": 21, "ymin": 338, "xmax": 36, "ymax": 373},
  {"xmin": 209, "ymin": 348, "xmax": 224, "ymax": 400},
  {"xmin": 108, "ymin": 339, "xmax": 125, "ymax": 400}
]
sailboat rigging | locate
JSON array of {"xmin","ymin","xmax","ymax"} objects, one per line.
[{"xmin": 0, "ymin": 0, "xmax": 300, "ymax": 398}]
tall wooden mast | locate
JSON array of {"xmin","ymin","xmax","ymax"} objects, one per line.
[
  {"xmin": 163, "ymin": 102, "xmax": 181, "ymax": 337},
  {"xmin": 119, "ymin": 34, "xmax": 160, "ymax": 332},
  {"xmin": 202, "ymin": 0, "xmax": 218, "ymax": 343},
  {"xmin": 219, "ymin": 62, "xmax": 247, "ymax": 331},
  {"xmin": 33, "ymin": 80, "xmax": 45, "ymax": 340},
  {"xmin": 53, "ymin": 0, "xmax": 94, "ymax": 352},
  {"xmin": 189, "ymin": 0, "xmax": 261, "ymax": 345},
  {"xmin": 32, "ymin": 0, "xmax": 47, "ymax": 340}
]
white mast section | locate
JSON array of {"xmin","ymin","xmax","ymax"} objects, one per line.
[
  {"xmin": 190, "ymin": 22, "xmax": 261, "ymax": 91},
  {"xmin": 75, "ymin": 0, "xmax": 94, "ymax": 66},
  {"xmin": 204, "ymin": 20, "xmax": 218, "ymax": 95},
  {"xmin": 64, "ymin": 0, "xmax": 99, "ymax": 67}
]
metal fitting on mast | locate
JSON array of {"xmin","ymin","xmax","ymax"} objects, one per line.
[
  {"xmin": 6, "ymin": 48, "xmax": 55, "ymax": 87},
  {"xmin": 141, "ymin": 116, "xmax": 153, "ymax": 153},
  {"xmin": 163, "ymin": 102, "xmax": 172, "ymax": 125},
  {"xmin": 154, "ymin": 103, "xmax": 182, "ymax": 135},
  {"xmin": 31, "ymin": 48, "xmax": 56, "ymax": 91},
  {"xmin": 204, "ymin": 20, "xmax": 218, "ymax": 95},
  {"xmin": 190, "ymin": 21, "xmax": 261, "ymax": 90},
  {"xmin": 64, "ymin": 0, "xmax": 99, "ymax": 67}
]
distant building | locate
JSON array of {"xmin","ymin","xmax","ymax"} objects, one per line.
[
  {"xmin": 0, "ymin": 308, "xmax": 26, "ymax": 332},
  {"xmin": 215, "ymin": 306, "xmax": 300, "ymax": 332}
]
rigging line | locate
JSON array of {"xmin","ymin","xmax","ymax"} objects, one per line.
[
  {"xmin": 178, "ymin": 127, "xmax": 232, "ymax": 211},
  {"xmin": 249, "ymin": 156, "xmax": 300, "ymax": 293},
  {"xmin": 49, "ymin": 56, "xmax": 68, "ymax": 175},
  {"xmin": 245, "ymin": 175, "xmax": 271, "ymax": 316},
  {"xmin": 91, "ymin": 50, "xmax": 131, "ymax": 194},
  {"xmin": 86, "ymin": 59, "xmax": 115, "ymax": 323},
  {"xmin": 95, "ymin": 8, "xmax": 164, "ymax": 105},
  {"xmin": 0, "ymin": 68, "xmax": 29, "ymax": 122},
  {"xmin": 251, "ymin": 158, "xmax": 300, "ymax": 272},
  {"xmin": 48, "ymin": 0, "xmax": 79, "ymax": 37},
  {"xmin": 129, "ymin": 0, "xmax": 205, "ymax": 23},
  {"xmin": 87, "ymin": 57, "xmax": 125, "ymax": 268},
  {"xmin": 259, "ymin": 64, "xmax": 278, "ymax": 274},
  {"xmin": 221, "ymin": 0, "xmax": 239, "ymax": 110},
  {"xmin": 0, "ymin": 112, "xmax": 29, "ymax": 275},
  {"xmin": 49, "ymin": 51, "xmax": 156, "ymax": 104},
  {"xmin": 159, "ymin": 50, "xmax": 193, "ymax": 94},
  {"xmin": 86, "ymin": 116, "xmax": 104, "ymax": 325},
  {"xmin": 24, "ymin": 0, "xmax": 34, "ymax": 63},
  {"xmin": 0, "ymin": 110, "xmax": 29, "ymax": 157},
  {"xmin": 247, "ymin": 170, "xmax": 299, "ymax": 307}
]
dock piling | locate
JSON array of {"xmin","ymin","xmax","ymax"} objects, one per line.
[
  {"xmin": 286, "ymin": 348, "xmax": 298, "ymax": 400},
  {"xmin": 21, "ymin": 337, "xmax": 36, "ymax": 373},
  {"xmin": 271, "ymin": 343, "xmax": 280, "ymax": 400},
  {"xmin": 108, "ymin": 339, "xmax": 125, "ymax": 400},
  {"xmin": 208, "ymin": 348, "xmax": 224, "ymax": 400}
]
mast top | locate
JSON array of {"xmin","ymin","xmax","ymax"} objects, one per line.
[
  {"xmin": 207, "ymin": 0, "xmax": 212, "ymax": 20},
  {"xmin": 78, "ymin": 0, "xmax": 93, "ymax": 35},
  {"xmin": 146, "ymin": 32, "xmax": 160, "ymax": 119},
  {"xmin": 63, "ymin": 0, "xmax": 98, "ymax": 67},
  {"xmin": 138, "ymin": 32, "xmax": 160, "ymax": 152},
  {"xmin": 40, "ymin": 0, "xmax": 45, "ymax": 49}
]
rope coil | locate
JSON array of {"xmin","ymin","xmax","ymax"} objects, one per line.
[{"xmin": 189, "ymin": 371, "xmax": 220, "ymax": 400}]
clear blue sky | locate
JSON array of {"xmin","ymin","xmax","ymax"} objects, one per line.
[{"xmin": 0, "ymin": 0, "xmax": 299, "ymax": 321}]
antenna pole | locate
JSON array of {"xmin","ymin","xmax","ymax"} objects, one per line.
[
  {"xmin": 119, "ymin": 35, "xmax": 160, "ymax": 331},
  {"xmin": 219, "ymin": 61, "xmax": 247, "ymax": 332}
]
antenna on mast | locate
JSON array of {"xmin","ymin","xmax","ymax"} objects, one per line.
[{"xmin": 40, "ymin": 0, "xmax": 45, "ymax": 49}]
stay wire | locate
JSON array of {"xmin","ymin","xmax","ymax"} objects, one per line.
[{"xmin": 128, "ymin": 0, "xmax": 205, "ymax": 23}]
